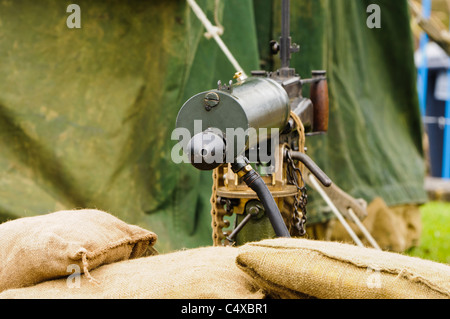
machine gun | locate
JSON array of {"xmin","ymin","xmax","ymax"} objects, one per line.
[{"xmin": 175, "ymin": 0, "xmax": 364, "ymax": 246}]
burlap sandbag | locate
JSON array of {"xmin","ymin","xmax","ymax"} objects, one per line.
[
  {"xmin": 0, "ymin": 209, "xmax": 157, "ymax": 292},
  {"xmin": 236, "ymin": 238, "xmax": 450, "ymax": 299},
  {"xmin": 0, "ymin": 246, "xmax": 264, "ymax": 299}
]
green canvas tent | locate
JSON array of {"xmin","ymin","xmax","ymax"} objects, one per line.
[{"xmin": 0, "ymin": 0, "xmax": 427, "ymax": 252}]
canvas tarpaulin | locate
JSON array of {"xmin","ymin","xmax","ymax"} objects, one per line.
[
  {"xmin": 272, "ymin": 0, "xmax": 429, "ymax": 223},
  {"xmin": 0, "ymin": 0, "xmax": 427, "ymax": 252}
]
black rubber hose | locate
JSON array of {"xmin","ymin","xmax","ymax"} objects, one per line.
[{"xmin": 242, "ymin": 169, "xmax": 291, "ymax": 238}]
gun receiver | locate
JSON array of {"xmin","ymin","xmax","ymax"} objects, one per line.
[{"xmin": 175, "ymin": 0, "xmax": 331, "ymax": 245}]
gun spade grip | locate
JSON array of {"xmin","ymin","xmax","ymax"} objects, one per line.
[{"xmin": 310, "ymin": 71, "xmax": 329, "ymax": 133}]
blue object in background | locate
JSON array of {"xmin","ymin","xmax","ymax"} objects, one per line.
[
  {"xmin": 443, "ymin": 41, "xmax": 450, "ymax": 179},
  {"xmin": 418, "ymin": 0, "xmax": 431, "ymax": 116},
  {"xmin": 444, "ymin": 94, "xmax": 450, "ymax": 178},
  {"xmin": 416, "ymin": 0, "xmax": 450, "ymax": 179}
]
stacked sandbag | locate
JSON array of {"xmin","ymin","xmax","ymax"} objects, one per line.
[
  {"xmin": 236, "ymin": 238, "xmax": 450, "ymax": 299},
  {"xmin": 0, "ymin": 246, "xmax": 264, "ymax": 299},
  {"xmin": 1, "ymin": 209, "xmax": 448, "ymax": 299},
  {"xmin": 0, "ymin": 209, "xmax": 157, "ymax": 293}
]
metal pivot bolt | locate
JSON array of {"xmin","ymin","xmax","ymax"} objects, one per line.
[
  {"xmin": 226, "ymin": 200, "xmax": 264, "ymax": 243},
  {"xmin": 204, "ymin": 92, "xmax": 220, "ymax": 111}
]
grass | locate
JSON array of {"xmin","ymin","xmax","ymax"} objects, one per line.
[{"xmin": 406, "ymin": 201, "xmax": 450, "ymax": 264}]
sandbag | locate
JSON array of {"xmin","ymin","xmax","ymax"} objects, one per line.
[
  {"xmin": 0, "ymin": 246, "xmax": 264, "ymax": 299},
  {"xmin": 0, "ymin": 209, "xmax": 157, "ymax": 292},
  {"xmin": 236, "ymin": 238, "xmax": 450, "ymax": 299}
]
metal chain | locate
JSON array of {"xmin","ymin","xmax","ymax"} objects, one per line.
[
  {"xmin": 286, "ymin": 149, "xmax": 308, "ymax": 236},
  {"xmin": 211, "ymin": 108, "xmax": 309, "ymax": 242}
]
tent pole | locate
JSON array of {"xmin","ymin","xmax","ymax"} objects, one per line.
[{"xmin": 308, "ymin": 174, "xmax": 365, "ymax": 248}]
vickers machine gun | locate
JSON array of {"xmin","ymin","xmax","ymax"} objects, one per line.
[{"xmin": 176, "ymin": 0, "xmax": 338, "ymax": 246}]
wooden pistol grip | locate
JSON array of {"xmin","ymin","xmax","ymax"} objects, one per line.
[{"xmin": 310, "ymin": 72, "xmax": 329, "ymax": 133}]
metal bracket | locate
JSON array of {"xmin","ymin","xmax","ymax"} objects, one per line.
[{"xmin": 217, "ymin": 80, "xmax": 233, "ymax": 94}]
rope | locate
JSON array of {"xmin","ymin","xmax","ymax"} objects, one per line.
[
  {"xmin": 77, "ymin": 248, "xmax": 101, "ymax": 285},
  {"xmin": 186, "ymin": 0, "xmax": 248, "ymax": 79}
]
